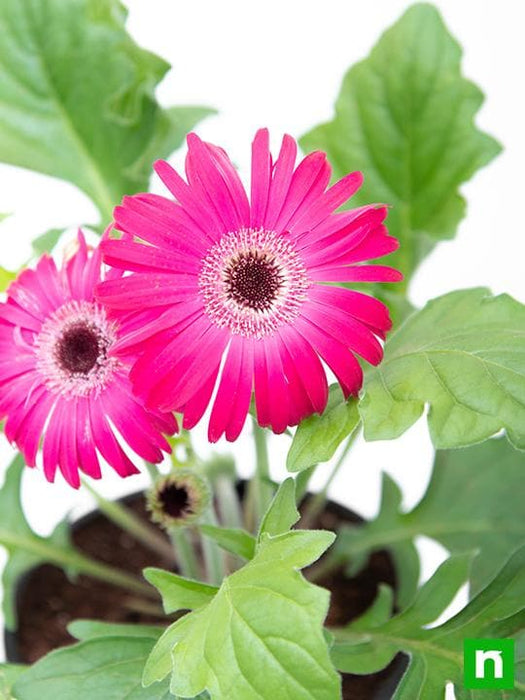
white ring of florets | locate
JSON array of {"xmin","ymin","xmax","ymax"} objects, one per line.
[
  {"xmin": 199, "ymin": 228, "xmax": 310, "ymax": 339},
  {"xmin": 34, "ymin": 300, "xmax": 121, "ymax": 399}
]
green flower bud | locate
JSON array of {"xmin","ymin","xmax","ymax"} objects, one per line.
[{"xmin": 147, "ymin": 469, "xmax": 211, "ymax": 529}]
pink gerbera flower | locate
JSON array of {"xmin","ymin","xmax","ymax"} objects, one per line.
[
  {"xmin": 98, "ymin": 129, "xmax": 402, "ymax": 442},
  {"xmin": 0, "ymin": 232, "xmax": 176, "ymax": 488}
]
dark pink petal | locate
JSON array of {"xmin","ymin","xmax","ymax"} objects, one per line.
[
  {"xmin": 277, "ymin": 338, "xmax": 315, "ymax": 425},
  {"xmin": 114, "ymin": 302, "xmax": 203, "ymax": 355},
  {"xmin": 289, "ymin": 171, "xmax": 363, "ymax": 234},
  {"xmin": 42, "ymin": 402, "xmax": 62, "ymax": 483},
  {"xmin": 98, "ymin": 273, "xmax": 197, "ymax": 311},
  {"xmin": 310, "ymin": 265, "xmax": 403, "ymax": 283},
  {"xmin": 130, "ymin": 312, "xmax": 211, "ymax": 400},
  {"xmin": 115, "ymin": 197, "xmax": 207, "ymax": 258},
  {"xmin": 208, "ymin": 337, "xmax": 250, "ymax": 442},
  {"xmin": 274, "ymin": 151, "xmax": 331, "ymax": 234},
  {"xmin": 332, "ymin": 228, "xmax": 400, "ymax": 266},
  {"xmin": 309, "ymin": 285, "xmax": 392, "ymax": 334},
  {"xmin": 303, "ymin": 209, "xmax": 388, "ymax": 267},
  {"xmin": 102, "ymin": 239, "xmax": 199, "ymax": 276},
  {"xmin": 0, "ymin": 303, "xmax": 42, "ymax": 332},
  {"xmin": 101, "ymin": 382, "xmax": 169, "ymax": 463},
  {"xmin": 294, "ymin": 316, "xmax": 363, "ymax": 398},
  {"xmin": 225, "ymin": 339, "xmax": 254, "ymax": 441},
  {"xmin": 154, "ymin": 159, "xmax": 223, "ymax": 241},
  {"xmin": 144, "ymin": 324, "xmax": 229, "ymax": 412},
  {"xmin": 250, "ymin": 128, "xmax": 272, "ymax": 228},
  {"xmin": 76, "ymin": 398, "xmax": 101, "ymax": 479},
  {"xmin": 89, "ymin": 401, "xmax": 139, "ymax": 478},
  {"xmin": 185, "ymin": 133, "xmax": 248, "ymax": 232},
  {"xmin": 304, "ymin": 302, "xmax": 384, "ymax": 365},
  {"xmin": 182, "ymin": 361, "xmax": 221, "ymax": 430},
  {"xmin": 255, "ymin": 336, "xmax": 291, "ymax": 434},
  {"xmin": 278, "ymin": 325, "xmax": 328, "ymax": 414},
  {"xmin": 264, "ymin": 134, "xmax": 297, "ymax": 229},
  {"xmin": 58, "ymin": 402, "xmax": 81, "ymax": 488},
  {"xmin": 206, "ymin": 142, "xmax": 251, "ymax": 226}
]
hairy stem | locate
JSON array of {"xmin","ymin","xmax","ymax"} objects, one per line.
[
  {"xmin": 82, "ymin": 480, "xmax": 174, "ymax": 562},
  {"xmin": 301, "ymin": 426, "xmax": 360, "ymax": 529},
  {"xmin": 245, "ymin": 421, "xmax": 273, "ymax": 532},
  {"xmin": 170, "ymin": 527, "xmax": 201, "ymax": 580}
]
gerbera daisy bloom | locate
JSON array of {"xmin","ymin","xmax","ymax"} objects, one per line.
[
  {"xmin": 98, "ymin": 129, "xmax": 401, "ymax": 442},
  {"xmin": 0, "ymin": 231, "xmax": 176, "ymax": 488}
]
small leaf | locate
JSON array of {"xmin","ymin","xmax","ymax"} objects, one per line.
[
  {"xmin": 331, "ymin": 547, "xmax": 525, "ymax": 697},
  {"xmin": 68, "ymin": 619, "xmax": 163, "ymax": 641},
  {"xmin": 143, "ymin": 567, "xmax": 218, "ymax": 614},
  {"xmin": 199, "ymin": 524, "xmax": 256, "ymax": 560},
  {"xmin": 258, "ymin": 477, "xmax": 299, "ymax": 538},
  {"xmin": 360, "ymin": 288, "xmax": 525, "ymax": 449},
  {"xmin": 12, "ymin": 637, "xmax": 172, "ymax": 699},
  {"xmin": 0, "ymin": 0, "xmax": 212, "ymax": 224},
  {"xmin": 300, "ymin": 3, "xmax": 501, "ymax": 290},
  {"xmin": 144, "ymin": 530, "xmax": 339, "ymax": 699},
  {"xmin": 287, "ymin": 388, "xmax": 359, "ymax": 472}
]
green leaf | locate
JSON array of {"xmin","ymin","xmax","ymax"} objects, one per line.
[
  {"xmin": 258, "ymin": 477, "xmax": 299, "ymax": 538},
  {"xmin": 0, "ymin": 664, "xmax": 27, "ymax": 699},
  {"xmin": 331, "ymin": 547, "xmax": 525, "ymax": 697},
  {"xmin": 360, "ymin": 288, "xmax": 525, "ymax": 449},
  {"xmin": 331, "ymin": 437, "xmax": 525, "ymax": 607},
  {"xmin": 68, "ymin": 619, "xmax": 163, "ymax": 642},
  {"xmin": 0, "ymin": 454, "xmax": 75, "ymax": 630},
  {"xmin": 0, "ymin": 0, "xmax": 213, "ymax": 224},
  {"xmin": 31, "ymin": 228, "xmax": 64, "ymax": 256},
  {"xmin": 0, "ymin": 267, "xmax": 16, "ymax": 292},
  {"xmin": 0, "ymin": 454, "xmax": 152, "ymax": 629},
  {"xmin": 287, "ymin": 388, "xmax": 359, "ymax": 472},
  {"xmin": 300, "ymin": 3, "xmax": 501, "ymax": 290},
  {"xmin": 12, "ymin": 637, "xmax": 172, "ymax": 700},
  {"xmin": 143, "ymin": 530, "xmax": 339, "ymax": 699},
  {"xmin": 143, "ymin": 567, "xmax": 218, "ymax": 614},
  {"xmin": 199, "ymin": 524, "xmax": 256, "ymax": 560}
]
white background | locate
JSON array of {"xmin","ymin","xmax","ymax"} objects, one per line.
[{"xmin": 0, "ymin": 0, "xmax": 523, "ymax": 685}]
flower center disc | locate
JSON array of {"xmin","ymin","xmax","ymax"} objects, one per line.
[
  {"xmin": 199, "ymin": 229, "xmax": 310, "ymax": 339},
  {"xmin": 224, "ymin": 251, "xmax": 283, "ymax": 311},
  {"xmin": 57, "ymin": 325, "xmax": 101, "ymax": 374},
  {"xmin": 35, "ymin": 300, "xmax": 120, "ymax": 398}
]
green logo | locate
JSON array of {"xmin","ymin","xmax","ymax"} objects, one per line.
[{"xmin": 464, "ymin": 639, "xmax": 515, "ymax": 689}]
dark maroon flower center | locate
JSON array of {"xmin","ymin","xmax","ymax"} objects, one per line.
[
  {"xmin": 159, "ymin": 483, "xmax": 193, "ymax": 519},
  {"xmin": 56, "ymin": 324, "xmax": 102, "ymax": 374},
  {"xmin": 224, "ymin": 251, "xmax": 283, "ymax": 311}
]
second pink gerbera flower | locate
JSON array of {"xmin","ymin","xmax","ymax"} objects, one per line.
[{"xmin": 98, "ymin": 129, "xmax": 401, "ymax": 441}]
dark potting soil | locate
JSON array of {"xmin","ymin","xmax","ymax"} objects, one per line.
[{"xmin": 6, "ymin": 493, "xmax": 407, "ymax": 699}]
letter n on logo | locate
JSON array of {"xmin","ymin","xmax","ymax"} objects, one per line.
[{"xmin": 464, "ymin": 639, "xmax": 515, "ymax": 690}]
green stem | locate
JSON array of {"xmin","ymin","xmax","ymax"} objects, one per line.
[
  {"xmin": 170, "ymin": 527, "xmax": 201, "ymax": 580},
  {"xmin": 0, "ymin": 528, "xmax": 156, "ymax": 599},
  {"xmin": 199, "ymin": 510, "xmax": 225, "ymax": 586},
  {"xmin": 215, "ymin": 475, "xmax": 243, "ymax": 529},
  {"xmin": 295, "ymin": 464, "xmax": 318, "ymax": 502},
  {"xmin": 145, "ymin": 462, "xmax": 160, "ymax": 484},
  {"xmin": 82, "ymin": 480, "xmax": 174, "ymax": 562},
  {"xmin": 301, "ymin": 426, "xmax": 360, "ymax": 529},
  {"xmin": 245, "ymin": 421, "xmax": 273, "ymax": 532}
]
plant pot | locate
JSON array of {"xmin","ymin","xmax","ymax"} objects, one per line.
[{"xmin": 4, "ymin": 489, "xmax": 408, "ymax": 699}]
